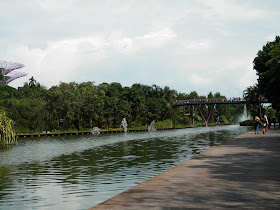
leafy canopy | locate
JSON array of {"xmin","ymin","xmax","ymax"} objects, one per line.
[{"xmin": 253, "ymin": 35, "xmax": 280, "ymax": 111}]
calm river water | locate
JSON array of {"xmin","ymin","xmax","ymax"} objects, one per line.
[{"xmin": 0, "ymin": 125, "xmax": 250, "ymax": 209}]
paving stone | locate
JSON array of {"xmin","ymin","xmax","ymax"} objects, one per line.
[{"xmin": 90, "ymin": 128, "xmax": 280, "ymax": 210}]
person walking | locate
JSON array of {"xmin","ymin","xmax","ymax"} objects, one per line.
[
  {"xmin": 271, "ymin": 117, "xmax": 276, "ymax": 128},
  {"xmin": 254, "ymin": 115, "xmax": 260, "ymax": 134},
  {"xmin": 262, "ymin": 113, "xmax": 269, "ymax": 134}
]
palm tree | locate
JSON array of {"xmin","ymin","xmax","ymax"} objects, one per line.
[
  {"xmin": 243, "ymin": 84, "xmax": 261, "ymax": 116},
  {"xmin": 29, "ymin": 76, "xmax": 36, "ymax": 88}
]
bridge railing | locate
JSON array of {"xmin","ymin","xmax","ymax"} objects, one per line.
[{"xmin": 175, "ymin": 97, "xmax": 246, "ymax": 104}]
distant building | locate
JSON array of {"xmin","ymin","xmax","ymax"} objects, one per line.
[{"xmin": 0, "ymin": 60, "xmax": 27, "ymax": 86}]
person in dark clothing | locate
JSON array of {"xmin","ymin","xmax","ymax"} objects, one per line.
[{"xmin": 271, "ymin": 117, "xmax": 276, "ymax": 128}]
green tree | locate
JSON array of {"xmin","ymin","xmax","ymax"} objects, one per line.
[
  {"xmin": 28, "ymin": 76, "xmax": 37, "ymax": 88},
  {"xmin": 0, "ymin": 68, "xmax": 4, "ymax": 81},
  {"xmin": 123, "ymin": 85, "xmax": 145, "ymax": 124},
  {"xmin": 48, "ymin": 82, "xmax": 82, "ymax": 130},
  {"xmin": 243, "ymin": 84, "xmax": 262, "ymax": 116},
  {"xmin": 8, "ymin": 98, "xmax": 46, "ymax": 131},
  {"xmin": 78, "ymin": 82, "xmax": 99, "ymax": 128},
  {"xmin": 253, "ymin": 35, "xmax": 280, "ymax": 111},
  {"xmin": 213, "ymin": 92, "xmax": 229, "ymax": 124}
]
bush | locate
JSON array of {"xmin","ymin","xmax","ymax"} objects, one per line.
[
  {"xmin": 0, "ymin": 111, "xmax": 17, "ymax": 145},
  {"xmin": 239, "ymin": 120, "xmax": 254, "ymax": 126},
  {"xmin": 155, "ymin": 120, "xmax": 173, "ymax": 129}
]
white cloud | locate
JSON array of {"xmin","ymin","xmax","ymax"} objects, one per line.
[
  {"xmin": 176, "ymin": 40, "xmax": 212, "ymax": 55},
  {"xmin": 5, "ymin": 27, "xmax": 176, "ymax": 88},
  {"xmin": 38, "ymin": 0, "xmax": 75, "ymax": 12},
  {"xmin": 1, "ymin": 0, "xmax": 279, "ymax": 97},
  {"xmin": 188, "ymin": 73, "xmax": 212, "ymax": 87},
  {"xmin": 198, "ymin": 0, "xmax": 269, "ymax": 21}
]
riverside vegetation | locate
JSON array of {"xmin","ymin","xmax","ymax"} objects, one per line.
[
  {"xmin": 0, "ymin": 111, "xmax": 17, "ymax": 145},
  {"xmin": 0, "ymin": 82, "xmax": 246, "ymax": 134}
]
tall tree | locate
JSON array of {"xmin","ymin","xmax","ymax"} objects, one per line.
[
  {"xmin": 28, "ymin": 76, "xmax": 37, "ymax": 88},
  {"xmin": 243, "ymin": 84, "xmax": 262, "ymax": 116},
  {"xmin": 253, "ymin": 36, "xmax": 280, "ymax": 111},
  {"xmin": 0, "ymin": 68, "xmax": 4, "ymax": 81},
  {"xmin": 9, "ymin": 98, "xmax": 46, "ymax": 131}
]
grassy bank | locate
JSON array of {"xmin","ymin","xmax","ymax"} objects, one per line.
[{"xmin": 15, "ymin": 120, "xmax": 233, "ymax": 135}]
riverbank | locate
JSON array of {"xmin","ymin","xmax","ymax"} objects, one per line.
[
  {"xmin": 15, "ymin": 126, "xmax": 197, "ymax": 138},
  {"xmin": 16, "ymin": 123, "xmax": 235, "ymax": 138},
  {"xmin": 91, "ymin": 127, "xmax": 280, "ymax": 209}
]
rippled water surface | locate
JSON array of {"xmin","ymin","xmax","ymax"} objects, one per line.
[{"xmin": 0, "ymin": 125, "xmax": 250, "ymax": 209}]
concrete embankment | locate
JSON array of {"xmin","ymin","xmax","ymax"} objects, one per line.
[{"xmin": 90, "ymin": 127, "xmax": 280, "ymax": 209}]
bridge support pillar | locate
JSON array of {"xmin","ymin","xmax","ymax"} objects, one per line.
[{"xmin": 196, "ymin": 105, "xmax": 215, "ymax": 127}]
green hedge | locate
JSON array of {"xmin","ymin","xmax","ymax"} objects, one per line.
[{"xmin": 239, "ymin": 120, "xmax": 254, "ymax": 126}]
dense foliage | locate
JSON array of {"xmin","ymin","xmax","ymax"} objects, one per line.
[
  {"xmin": 253, "ymin": 35, "xmax": 280, "ymax": 111},
  {"xmin": 243, "ymin": 35, "xmax": 280, "ymax": 122},
  {"xmin": 0, "ymin": 81, "xmax": 244, "ymax": 133},
  {"xmin": 243, "ymin": 84, "xmax": 262, "ymax": 115},
  {"xmin": 0, "ymin": 111, "xmax": 17, "ymax": 145}
]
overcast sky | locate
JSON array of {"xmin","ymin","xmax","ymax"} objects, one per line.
[{"xmin": 1, "ymin": 0, "xmax": 279, "ymax": 97}]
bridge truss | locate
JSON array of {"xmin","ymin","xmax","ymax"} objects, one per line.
[{"xmin": 173, "ymin": 98, "xmax": 270, "ymax": 127}]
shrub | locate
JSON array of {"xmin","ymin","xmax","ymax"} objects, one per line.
[
  {"xmin": 239, "ymin": 120, "xmax": 254, "ymax": 126},
  {"xmin": 0, "ymin": 111, "xmax": 17, "ymax": 145},
  {"xmin": 155, "ymin": 119, "xmax": 173, "ymax": 129}
]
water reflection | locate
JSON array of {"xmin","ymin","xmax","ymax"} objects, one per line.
[{"xmin": 0, "ymin": 125, "xmax": 250, "ymax": 209}]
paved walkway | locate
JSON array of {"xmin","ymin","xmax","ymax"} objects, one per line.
[{"xmin": 91, "ymin": 127, "xmax": 280, "ymax": 209}]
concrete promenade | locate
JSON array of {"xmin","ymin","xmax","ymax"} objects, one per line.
[{"xmin": 91, "ymin": 127, "xmax": 280, "ymax": 209}]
